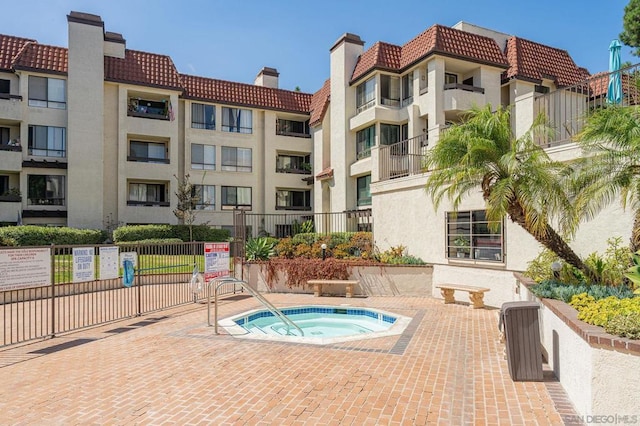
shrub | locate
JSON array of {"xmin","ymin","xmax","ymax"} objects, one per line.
[
  {"xmin": 605, "ymin": 312, "xmax": 640, "ymax": 339},
  {"xmin": 274, "ymin": 237, "xmax": 295, "ymax": 258},
  {"xmin": 0, "ymin": 226, "xmax": 106, "ymax": 246},
  {"xmin": 291, "ymin": 232, "xmax": 318, "ymax": 246},
  {"xmin": 117, "ymin": 238, "xmax": 184, "ymax": 246},
  {"xmin": 245, "ymin": 237, "xmax": 276, "ymax": 261},
  {"xmin": 377, "ymin": 245, "xmax": 426, "ymax": 265},
  {"xmin": 531, "ymin": 280, "xmax": 635, "ymax": 303},
  {"xmin": 113, "ymin": 224, "xmax": 229, "ymax": 242},
  {"xmin": 576, "ymin": 296, "xmax": 640, "ymax": 327},
  {"xmin": 263, "ymin": 258, "xmax": 350, "ymax": 288}
]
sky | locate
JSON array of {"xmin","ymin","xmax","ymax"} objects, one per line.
[{"xmin": 1, "ymin": 0, "xmax": 635, "ymax": 94}]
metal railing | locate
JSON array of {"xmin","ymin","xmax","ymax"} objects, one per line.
[
  {"xmin": 0, "ymin": 242, "xmax": 239, "ymax": 347},
  {"xmin": 379, "ymin": 133, "xmax": 429, "ymax": 181},
  {"xmin": 532, "ymin": 63, "xmax": 640, "ymax": 148},
  {"xmin": 208, "ymin": 277, "xmax": 303, "ymax": 336}
]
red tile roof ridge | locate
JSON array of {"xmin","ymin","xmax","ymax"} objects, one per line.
[
  {"xmin": 180, "ymin": 73, "xmax": 312, "ymax": 113},
  {"xmin": 0, "ymin": 34, "xmax": 37, "ymax": 70},
  {"xmin": 12, "ymin": 42, "xmax": 68, "ymax": 74},
  {"xmin": 179, "ymin": 73, "xmax": 312, "ymax": 96}
]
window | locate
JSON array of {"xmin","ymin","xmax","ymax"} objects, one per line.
[
  {"xmin": 221, "ymin": 186, "xmax": 252, "ymax": 210},
  {"xmin": 129, "ymin": 140, "xmax": 168, "ymax": 163},
  {"xmin": 0, "ymin": 79, "xmax": 9, "ymax": 96},
  {"xmin": 380, "ymin": 124, "xmax": 400, "ymax": 146},
  {"xmin": 28, "ymin": 76, "xmax": 66, "ymax": 109},
  {"xmin": 380, "ymin": 75, "xmax": 400, "ymax": 107},
  {"xmin": 192, "ymin": 185, "xmax": 215, "ymax": 210},
  {"xmin": 276, "ymin": 119, "xmax": 310, "ymax": 137},
  {"xmin": 27, "ymin": 175, "xmax": 65, "ymax": 206},
  {"xmin": 535, "ymin": 85, "xmax": 550, "ymax": 94},
  {"xmin": 221, "ymin": 147, "xmax": 252, "ymax": 172},
  {"xmin": 0, "ymin": 127, "xmax": 9, "ymax": 144},
  {"xmin": 445, "ymin": 73, "xmax": 458, "ymax": 85},
  {"xmin": 191, "ymin": 144, "xmax": 215, "ymax": 170},
  {"xmin": 357, "ymin": 175, "xmax": 371, "ymax": 206},
  {"xmin": 128, "ymin": 182, "xmax": 168, "ymax": 206},
  {"xmin": 276, "ymin": 153, "xmax": 311, "ymax": 174},
  {"xmin": 191, "ymin": 103, "xmax": 215, "ymax": 129},
  {"xmin": 356, "ymin": 77, "xmax": 375, "ymax": 112},
  {"xmin": 222, "ymin": 107, "xmax": 252, "ymax": 133},
  {"xmin": 401, "ymin": 72, "xmax": 413, "ymax": 105},
  {"xmin": 28, "ymin": 126, "xmax": 66, "ymax": 157},
  {"xmin": 356, "ymin": 125, "xmax": 375, "ymax": 159},
  {"xmin": 0, "ymin": 176, "xmax": 8, "ymax": 194},
  {"xmin": 446, "ymin": 210, "xmax": 503, "ymax": 261},
  {"xmin": 276, "ymin": 189, "xmax": 311, "ymax": 210}
]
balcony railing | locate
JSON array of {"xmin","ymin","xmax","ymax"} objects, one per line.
[
  {"xmin": 380, "ymin": 97, "xmax": 400, "ymax": 108},
  {"xmin": 0, "ymin": 142, "xmax": 22, "ymax": 152},
  {"xmin": 275, "ymin": 167, "xmax": 311, "ymax": 175},
  {"xmin": 532, "ymin": 62, "xmax": 640, "ymax": 148},
  {"xmin": 379, "ymin": 133, "xmax": 429, "ymax": 181},
  {"xmin": 127, "ymin": 200, "xmax": 170, "ymax": 207},
  {"xmin": 443, "ymin": 83, "xmax": 485, "ymax": 94},
  {"xmin": 356, "ymin": 99, "xmax": 375, "ymax": 114},
  {"xmin": 356, "ymin": 147, "xmax": 372, "ymax": 161},
  {"xmin": 0, "ymin": 94, "xmax": 22, "ymax": 101},
  {"xmin": 127, "ymin": 98, "xmax": 169, "ymax": 120}
]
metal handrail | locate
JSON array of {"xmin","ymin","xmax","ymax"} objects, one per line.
[{"xmin": 207, "ymin": 277, "xmax": 304, "ymax": 336}]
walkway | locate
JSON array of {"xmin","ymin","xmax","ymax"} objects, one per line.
[{"xmin": 0, "ymin": 294, "xmax": 578, "ymax": 425}]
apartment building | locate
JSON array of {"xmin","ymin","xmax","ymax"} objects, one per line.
[
  {"xmin": 0, "ymin": 12, "xmax": 313, "ymax": 232},
  {"xmin": 0, "ymin": 11, "xmax": 633, "ymax": 274},
  {"xmin": 310, "ymin": 22, "xmax": 633, "ymax": 276}
]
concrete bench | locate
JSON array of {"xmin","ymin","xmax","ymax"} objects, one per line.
[
  {"xmin": 435, "ymin": 284, "xmax": 490, "ymax": 309},
  {"xmin": 307, "ymin": 280, "xmax": 358, "ymax": 298}
]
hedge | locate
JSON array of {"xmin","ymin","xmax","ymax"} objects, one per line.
[
  {"xmin": 0, "ymin": 226, "xmax": 106, "ymax": 246},
  {"xmin": 113, "ymin": 224, "xmax": 230, "ymax": 243}
]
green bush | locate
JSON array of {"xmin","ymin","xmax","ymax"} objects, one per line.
[
  {"xmin": 113, "ymin": 225, "xmax": 230, "ymax": 243},
  {"xmin": 575, "ymin": 296, "xmax": 640, "ymax": 328},
  {"xmin": 0, "ymin": 226, "xmax": 106, "ymax": 246},
  {"xmin": 245, "ymin": 237, "xmax": 276, "ymax": 261},
  {"xmin": 531, "ymin": 280, "xmax": 635, "ymax": 303},
  {"xmin": 605, "ymin": 312, "xmax": 640, "ymax": 339},
  {"xmin": 117, "ymin": 238, "xmax": 183, "ymax": 246},
  {"xmin": 291, "ymin": 233, "xmax": 318, "ymax": 246}
]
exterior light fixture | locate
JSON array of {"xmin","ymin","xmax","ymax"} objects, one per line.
[{"xmin": 321, "ymin": 243, "xmax": 327, "ymax": 261}]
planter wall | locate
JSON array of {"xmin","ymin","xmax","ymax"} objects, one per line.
[
  {"xmin": 516, "ymin": 273, "xmax": 640, "ymax": 416},
  {"xmin": 241, "ymin": 262, "xmax": 433, "ymax": 296}
]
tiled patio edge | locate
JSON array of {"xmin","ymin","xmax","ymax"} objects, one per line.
[{"xmin": 514, "ymin": 273, "xmax": 640, "ymax": 356}]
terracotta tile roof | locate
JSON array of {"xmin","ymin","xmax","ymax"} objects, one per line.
[
  {"xmin": 180, "ymin": 74, "xmax": 312, "ymax": 114},
  {"xmin": 12, "ymin": 43, "xmax": 68, "ymax": 75},
  {"xmin": 351, "ymin": 42, "xmax": 402, "ymax": 82},
  {"xmin": 315, "ymin": 167, "xmax": 333, "ymax": 180},
  {"xmin": 0, "ymin": 34, "xmax": 36, "ymax": 71},
  {"xmin": 105, "ymin": 50, "xmax": 182, "ymax": 90},
  {"xmin": 351, "ymin": 25, "xmax": 508, "ymax": 83},
  {"xmin": 503, "ymin": 37, "xmax": 586, "ymax": 87},
  {"xmin": 309, "ymin": 79, "xmax": 330, "ymax": 126}
]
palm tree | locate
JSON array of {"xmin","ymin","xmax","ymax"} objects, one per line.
[
  {"xmin": 424, "ymin": 104, "xmax": 594, "ymax": 279},
  {"xmin": 574, "ymin": 105, "xmax": 640, "ymax": 252}
]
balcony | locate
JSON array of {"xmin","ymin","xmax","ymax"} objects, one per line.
[
  {"xmin": 0, "ymin": 145, "xmax": 23, "ymax": 172},
  {"xmin": 532, "ymin": 62, "xmax": 640, "ymax": 147},
  {"xmin": 379, "ymin": 133, "xmax": 429, "ymax": 181},
  {"xmin": 350, "ymin": 101, "xmax": 409, "ymax": 131},
  {"xmin": 275, "ymin": 166, "xmax": 311, "ymax": 175},
  {"xmin": 0, "ymin": 94, "xmax": 23, "ymax": 121},
  {"xmin": 443, "ymin": 83, "xmax": 486, "ymax": 112},
  {"xmin": 127, "ymin": 98, "xmax": 169, "ymax": 121}
]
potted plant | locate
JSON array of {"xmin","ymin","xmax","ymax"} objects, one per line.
[
  {"xmin": 0, "ymin": 187, "xmax": 21, "ymax": 202},
  {"xmin": 453, "ymin": 236, "xmax": 470, "ymax": 258}
]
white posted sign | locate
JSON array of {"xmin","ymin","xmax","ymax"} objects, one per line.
[
  {"xmin": 99, "ymin": 246, "xmax": 119, "ymax": 280},
  {"xmin": 0, "ymin": 248, "xmax": 51, "ymax": 290},
  {"xmin": 73, "ymin": 247, "xmax": 95, "ymax": 283}
]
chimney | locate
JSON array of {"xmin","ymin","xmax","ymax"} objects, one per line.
[
  {"xmin": 254, "ymin": 67, "xmax": 279, "ymax": 89},
  {"xmin": 104, "ymin": 31, "xmax": 126, "ymax": 59}
]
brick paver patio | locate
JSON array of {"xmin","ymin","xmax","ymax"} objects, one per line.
[{"xmin": 0, "ymin": 294, "xmax": 578, "ymax": 425}]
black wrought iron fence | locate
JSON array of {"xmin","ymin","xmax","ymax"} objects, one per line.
[{"xmin": 0, "ymin": 242, "xmax": 239, "ymax": 347}]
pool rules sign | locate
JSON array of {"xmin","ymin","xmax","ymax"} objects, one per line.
[{"xmin": 204, "ymin": 242, "xmax": 229, "ymax": 282}]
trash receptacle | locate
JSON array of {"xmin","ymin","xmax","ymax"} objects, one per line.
[{"xmin": 499, "ymin": 301, "xmax": 543, "ymax": 381}]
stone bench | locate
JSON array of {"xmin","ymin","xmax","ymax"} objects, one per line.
[
  {"xmin": 435, "ymin": 284, "xmax": 490, "ymax": 309},
  {"xmin": 307, "ymin": 280, "xmax": 358, "ymax": 298}
]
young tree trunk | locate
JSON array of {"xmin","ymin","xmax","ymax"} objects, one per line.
[
  {"xmin": 630, "ymin": 209, "xmax": 640, "ymax": 254},
  {"xmin": 506, "ymin": 202, "xmax": 596, "ymax": 282}
]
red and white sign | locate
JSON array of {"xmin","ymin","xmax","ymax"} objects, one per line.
[{"xmin": 204, "ymin": 242, "xmax": 230, "ymax": 282}]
